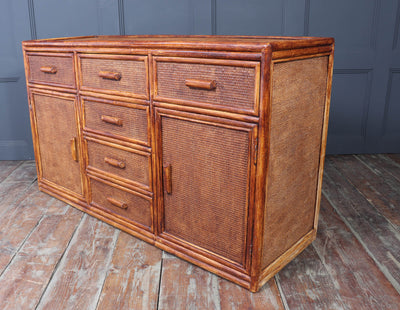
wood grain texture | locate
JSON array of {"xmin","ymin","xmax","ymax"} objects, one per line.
[
  {"xmin": 0, "ymin": 184, "xmax": 66, "ymax": 273},
  {"xmin": 36, "ymin": 215, "xmax": 118, "ymax": 310},
  {"xmin": 386, "ymin": 153, "xmax": 400, "ymax": 166},
  {"xmin": 0, "ymin": 161, "xmax": 37, "ymax": 218},
  {"xmin": 313, "ymin": 195, "xmax": 400, "ymax": 309},
  {"xmin": 360, "ymin": 154, "xmax": 400, "ymax": 183},
  {"xmin": 0, "ymin": 155, "xmax": 399, "ymax": 307},
  {"xmin": 3, "ymin": 161, "xmax": 37, "ymax": 183},
  {"xmin": 0, "ymin": 206, "xmax": 82, "ymax": 310},
  {"xmin": 218, "ymin": 277, "xmax": 284, "ymax": 310},
  {"xmin": 97, "ymin": 232, "xmax": 162, "ymax": 310},
  {"xmin": 158, "ymin": 255, "xmax": 222, "ymax": 310},
  {"xmin": 323, "ymin": 159, "xmax": 400, "ymax": 292},
  {"xmin": 0, "ymin": 161, "xmax": 22, "ymax": 182},
  {"xmin": 329, "ymin": 155, "xmax": 400, "ymax": 226},
  {"xmin": 276, "ymin": 246, "xmax": 346, "ymax": 309}
]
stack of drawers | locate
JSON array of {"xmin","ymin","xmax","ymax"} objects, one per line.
[
  {"xmin": 23, "ymin": 35, "xmax": 334, "ymax": 292},
  {"xmin": 80, "ymin": 54, "xmax": 152, "ymax": 231}
]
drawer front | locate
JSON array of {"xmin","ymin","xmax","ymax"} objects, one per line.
[
  {"xmin": 83, "ymin": 98, "xmax": 149, "ymax": 146},
  {"xmin": 90, "ymin": 178, "xmax": 151, "ymax": 228},
  {"xmin": 154, "ymin": 57, "xmax": 260, "ymax": 114},
  {"xmin": 79, "ymin": 54, "xmax": 148, "ymax": 98},
  {"xmin": 27, "ymin": 53, "xmax": 75, "ymax": 87},
  {"xmin": 87, "ymin": 140, "xmax": 150, "ymax": 190}
]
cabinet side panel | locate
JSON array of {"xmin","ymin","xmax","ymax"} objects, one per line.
[{"xmin": 262, "ymin": 56, "xmax": 328, "ymax": 268}]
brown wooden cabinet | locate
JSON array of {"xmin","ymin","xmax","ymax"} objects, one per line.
[{"xmin": 23, "ymin": 35, "xmax": 334, "ymax": 292}]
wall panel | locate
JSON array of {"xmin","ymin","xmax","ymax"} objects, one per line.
[
  {"xmin": 123, "ymin": 0, "xmax": 211, "ymax": 35},
  {"xmin": 1, "ymin": 0, "xmax": 400, "ymax": 158},
  {"xmin": 34, "ymin": 0, "xmax": 119, "ymax": 38}
]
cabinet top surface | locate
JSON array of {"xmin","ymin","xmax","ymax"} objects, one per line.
[{"xmin": 22, "ymin": 35, "xmax": 334, "ymax": 52}]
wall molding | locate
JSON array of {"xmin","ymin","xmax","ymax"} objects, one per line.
[
  {"xmin": 392, "ymin": 0, "xmax": 400, "ymax": 49},
  {"xmin": 304, "ymin": 0, "xmax": 310, "ymax": 35},
  {"xmin": 118, "ymin": 0, "xmax": 125, "ymax": 35},
  {"xmin": 27, "ymin": 0, "xmax": 37, "ymax": 39},
  {"xmin": 383, "ymin": 68, "xmax": 400, "ymax": 135},
  {"xmin": 0, "ymin": 77, "xmax": 19, "ymax": 83},
  {"xmin": 211, "ymin": 0, "xmax": 216, "ymax": 35},
  {"xmin": 332, "ymin": 69, "xmax": 373, "ymax": 141},
  {"xmin": 370, "ymin": 0, "xmax": 381, "ymax": 50},
  {"xmin": 280, "ymin": 0, "xmax": 287, "ymax": 35}
]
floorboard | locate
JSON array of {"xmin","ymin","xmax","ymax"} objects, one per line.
[
  {"xmin": 0, "ymin": 155, "xmax": 398, "ymax": 309},
  {"xmin": 96, "ymin": 232, "xmax": 162, "ymax": 310},
  {"xmin": 0, "ymin": 161, "xmax": 22, "ymax": 183},
  {"xmin": 323, "ymin": 159, "xmax": 400, "ymax": 292},
  {"xmin": 329, "ymin": 155, "xmax": 400, "ymax": 226},
  {"xmin": 0, "ymin": 205, "xmax": 82, "ymax": 310},
  {"xmin": 36, "ymin": 215, "xmax": 118, "ymax": 310},
  {"xmin": 158, "ymin": 253, "xmax": 222, "ymax": 310},
  {"xmin": 314, "ymin": 196, "xmax": 400, "ymax": 309}
]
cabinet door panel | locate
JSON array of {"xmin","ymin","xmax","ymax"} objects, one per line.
[
  {"xmin": 158, "ymin": 111, "xmax": 256, "ymax": 266},
  {"xmin": 32, "ymin": 92, "xmax": 83, "ymax": 196}
]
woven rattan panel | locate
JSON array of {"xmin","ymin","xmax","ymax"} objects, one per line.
[
  {"xmin": 156, "ymin": 60, "xmax": 257, "ymax": 112},
  {"xmin": 161, "ymin": 116, "xmax": 250, "ymax": 265},
  {"xmin": 90, "ymin": 179, "xmax": 151, "ymax": 228},
  {"xmin": 28, "ymin": 54, "xmax": 75, "ymax": 87},
  {"xmin": 262, "ymin": 56, "xmax": 328, "ymax": 268},
  {"xmin": 80, "ymin": 57, "xmax": 147, "ymax": 96},
  {"xmin": 87, "ymin": 140, "xmax": 150, "ymax": 189},
  {"xmin": 84, "ymin": 99, "xmax": 149, "ymax": 144},
  {"xmin": 33, "ymin": 93, "xmax": 82, "ymax": 194}
]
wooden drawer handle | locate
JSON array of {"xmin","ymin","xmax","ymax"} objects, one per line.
[
  {"xmin": 98, "ymin": 70, "xmax": 121, "ymax": 81},
  {"xmin": 101, "ymin": 115, "xmax": 123, "ymax": 126},
  {"xmin": 163, "ymin": 164, "xmax": 172, "ymax": 194},
  {"xmin": 70, "ymin": 138, "xmax": 78, "ymax": 162},
  {"xmin": 104, "ymin": 157, "xmax": 125, "ymax": 169},
  {"xmin": 185, "ymin": 79, "xmax": 216, "ymax": 90},
  {"xmin": 106, "ymin": 197, "xmax": 128, "ymax": 209},
  {"xmin": 40, "ymin": 66, "xmax": 57, "ymax": 74}
]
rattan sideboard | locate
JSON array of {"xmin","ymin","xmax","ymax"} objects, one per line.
[{"xmin": 22, "ymin": 35, "xmax": 334, "ymax": 292}]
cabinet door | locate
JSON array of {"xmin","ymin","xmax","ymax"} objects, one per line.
[
  {"xmin": 31, "ymin": 91, "xmax": 83, "ymax": 197},
  {"xmin": 156, "ymin": 109, "xmax": 257, "ymax": 267}
]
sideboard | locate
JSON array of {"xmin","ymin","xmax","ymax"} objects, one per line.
[{"xmin": 22, "ymin": 35, "xmax": 334, "ymax": 292}]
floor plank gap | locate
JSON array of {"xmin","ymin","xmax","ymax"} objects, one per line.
[
  {"xmin": 156, "ymin": 253, "xmax": 164, "ymax": 310},
  {"xmin": 322, "ymin": 188, "xmax": 400, "ymax": 294},
  {"xmin": 0, "ymin": 212, "xmax": 46, "ymax": 280},
  {"xmin": 274, "ymin": 275, "xmax": 290, "ymax": 310},
  {"xmin": 94, "ymin": 229, "xmax": 121, "ymax": 310},
  {"xmin": 34, "ymin": 209, "xmax": 85, "ymax": 309}
]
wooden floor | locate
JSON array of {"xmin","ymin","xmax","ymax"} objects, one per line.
[{"xmin": 0, "ymin": 154, "xmax": 399, "ymax": 309}]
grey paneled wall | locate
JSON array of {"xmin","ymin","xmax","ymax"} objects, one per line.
[
  {"xmin": 1, "ymin": 0, "xmax": 399, "ymax": 159},
  {"xmin": 0, "ymin": 1, "xmax": 32, "ymax": 159}
]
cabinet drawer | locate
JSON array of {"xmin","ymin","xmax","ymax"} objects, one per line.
[
  {"xmin": 154, "ymin": 57, "xmax": 260, "ymax": 115},
  {"xmin": 90, "ymin": 178, "xmax": 151, "ymax": 228},
  {"xmin": 87, "ymin": 140, "xmax": 151, "ymax": 191},
  {"xmin": 79, "ymin": 54, "xmax": 148, "ymax": 98},
  {"xmin": 83, "ymin": 97, "xmax": 150, "ymax": 146},
  {"xmin": 27, "ymin": 53, "xmax": 75, "ymax": 88}
]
